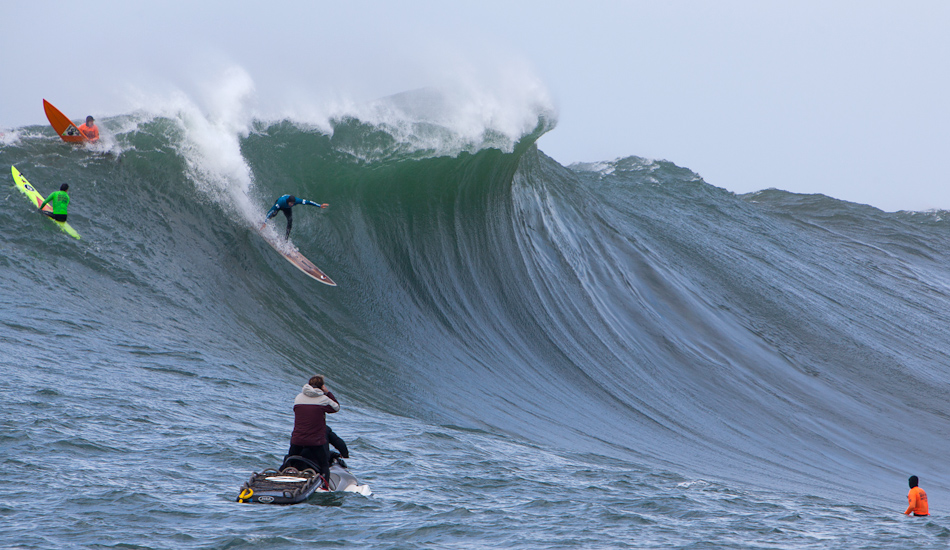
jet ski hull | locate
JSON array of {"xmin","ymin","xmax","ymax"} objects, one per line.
[{"xmin": 237, "ymin": 455, "xmax": 371, "ymax": 504}]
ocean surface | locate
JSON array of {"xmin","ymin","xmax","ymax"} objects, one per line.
[{"xmin": 2, "ymin": 91, "xmax": 949, "ymax": 549}]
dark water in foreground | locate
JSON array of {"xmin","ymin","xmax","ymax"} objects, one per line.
[{"xmin": 1, "ymin": 108, "xmax": 949, "ymax": 548}]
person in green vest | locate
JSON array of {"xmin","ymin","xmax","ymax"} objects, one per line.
[{"xmin": 39, "ymin": 183, "xmax": 70, "ymax": 222}]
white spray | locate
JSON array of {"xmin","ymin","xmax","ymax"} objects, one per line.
[{"xmin": 125, "ymin": 66, "xmax": 262, "ymax": 225}]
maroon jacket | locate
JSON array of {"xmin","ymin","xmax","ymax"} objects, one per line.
[{"xmin": 290, "ymin": 385, "xmax": 340, "ymax": 446}]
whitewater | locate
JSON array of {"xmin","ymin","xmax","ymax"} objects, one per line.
[{"xmin": 2, "ymin": 75, "xmax": 949, "ymax": 549}]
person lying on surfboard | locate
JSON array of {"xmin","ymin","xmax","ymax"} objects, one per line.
[
  {"xmin": 39, "ymin": 183, "xmax": 71, "ymax": 222},
  {"xmin": 262, "ymin": 194, "xmax": 328, "ymax": 239},
  {"xmin": 78, "ymin": 116, "xmax": 99, "ymax": 142}
]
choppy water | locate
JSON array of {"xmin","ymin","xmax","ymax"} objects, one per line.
[{"xmin": 2, "ymin": 91, "xmax": 948, "ymax": 548}]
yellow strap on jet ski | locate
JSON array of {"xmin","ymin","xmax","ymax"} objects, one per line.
[{"xmin": 237, "ymin": 488, "xmax": 253, "ymax": 503}]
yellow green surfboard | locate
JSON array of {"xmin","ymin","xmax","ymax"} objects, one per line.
[{"xmin": 11, "ymin": 166, "xmax": 81, "ymax": 240}]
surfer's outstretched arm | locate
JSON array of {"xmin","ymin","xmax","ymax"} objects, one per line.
[{"xmin": 300, "ymin": 199, "xmax": 328, "ymax": 209}]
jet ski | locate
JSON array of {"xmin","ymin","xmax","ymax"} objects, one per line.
[{"xmin": 237, "ymin": 453, "xmax": 371, "ymax": 504}]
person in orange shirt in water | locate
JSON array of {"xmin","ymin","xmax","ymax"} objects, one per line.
[
  {"xmin": 904, "ymin": 475, "xmax": 929, "ymax": 516},
  {"xmin": 77, "ymin": 115, "xmax": 99, "ymax": 142}
]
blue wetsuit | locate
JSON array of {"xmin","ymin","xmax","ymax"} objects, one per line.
[{"xmin": 265, "ymin": 195, "xmax": 322, "ymax": 238}]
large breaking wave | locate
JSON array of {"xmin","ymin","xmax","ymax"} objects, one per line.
[{"xmin": 2, "ymin": 74, "xmax": 949, "ymax": 510}]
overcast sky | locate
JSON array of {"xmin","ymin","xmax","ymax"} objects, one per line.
[{"xmin": 2, "ymin": 1, "xmax": 947, "ymax": 211}]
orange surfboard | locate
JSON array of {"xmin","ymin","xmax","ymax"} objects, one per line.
[{"xmin": 43, "ymin": 99, "xmax": 87, "ymax": 143}]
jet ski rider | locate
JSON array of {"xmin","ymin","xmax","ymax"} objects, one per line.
[
  {"xmin": 286, "ymin": 375, "xmax": 339, "ymax": 489},
  {"xmin": 326, "ymin": 426, "xmax": 349, "ymax": 460}
]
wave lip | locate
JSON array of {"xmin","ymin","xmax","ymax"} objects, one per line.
[{"xmin": 273, "ymin": 83, "xmax": 555, "ymax": 164}]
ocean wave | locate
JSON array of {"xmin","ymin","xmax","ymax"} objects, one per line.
[{"xmin": 2, "ymin": 90, "xmax": 949, "ymax": 508}]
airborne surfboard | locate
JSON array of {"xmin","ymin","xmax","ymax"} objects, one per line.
[
  {"xmin": 258, "ymin": 228, "xmax": 336, "ymax": 286},
  {"xmin": 11, "ymin": 166, "xmax": 81, "ymax": 240},
  {"xmin": 43, "ymin": 99, "xmax": 88, "ymax": 143}
]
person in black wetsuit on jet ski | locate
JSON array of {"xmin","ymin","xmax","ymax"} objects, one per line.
[{"xmin": 326, "ymin": 426, "xmax": 349, "ymax": 460}]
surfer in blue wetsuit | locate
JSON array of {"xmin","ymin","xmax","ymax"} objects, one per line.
[{"xmin": 262, "ymin": 194, "xmax": 328, "ymax": 239}]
